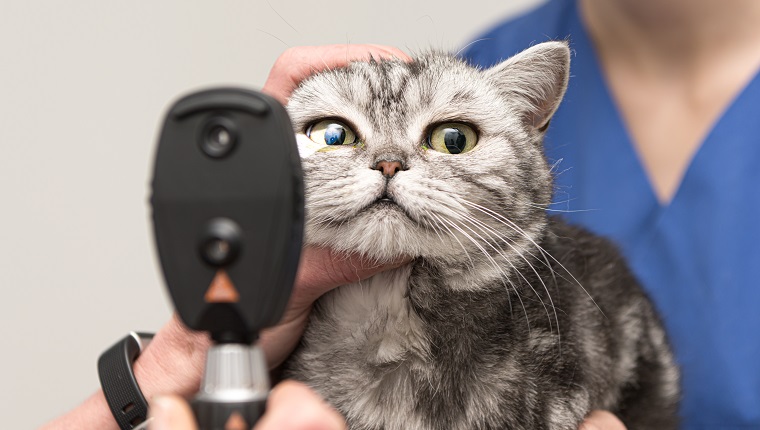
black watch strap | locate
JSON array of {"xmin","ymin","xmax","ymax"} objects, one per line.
[{"xmin": 98, "ymin": 332, "xmax": 155, "ymax": 430}]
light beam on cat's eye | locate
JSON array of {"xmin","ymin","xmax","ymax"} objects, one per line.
[
  {"xmin": 427, "ymin": 123, "xmax": 477, "ymax": 154},
  {"xmin": 306, "ymin": 119, "xmax": 357, "ymax": 146}
]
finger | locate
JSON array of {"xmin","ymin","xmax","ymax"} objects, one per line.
[
  {"xmin": 293, "ymin": 246, "xmax": 411, "ymax": 305},
  {"xmin": 149, "ymin": 395, "xmax": 199, "ymax": 430},
  {"xmin": 262, "ymin": 44, "xmax": 411, "ymax": 105},
  {"xmin": 254, "ymin": 381, "xmax": 346, "ymax": 430},
  {"xmin": 579, "ymin": 410, "xmax": 627, "ymax": 430}
]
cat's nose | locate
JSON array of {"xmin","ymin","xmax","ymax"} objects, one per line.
[{"xmin": 374, "ymin": 160, "xmax": 404, "ymax": 178}]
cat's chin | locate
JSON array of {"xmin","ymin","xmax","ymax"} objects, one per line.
[{"xmin": 304, "ymin": 204, "xmax": 449, "ymax": 262}]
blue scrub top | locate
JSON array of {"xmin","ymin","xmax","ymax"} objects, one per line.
[{"xmin": 463, "ymin": 1, "xmax": 760, "ymax": 428}]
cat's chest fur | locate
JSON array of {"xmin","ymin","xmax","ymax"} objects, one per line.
[
  {"xmin": 285, "ymin": 262, "xmax": 549, "ymax": 430},
  {"xmin": 284, "ymin": 229, "xmax": 680, "ymax": 430},
  {"xmin": 291, "ymin": 265, "xmax": 436, "ymax": 428},
  {"xmin": 315, "ymin": 265, "xmax": 429, "ymax": 365}
]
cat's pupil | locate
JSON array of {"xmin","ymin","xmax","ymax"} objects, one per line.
[
  {"xmin": 324, "ymin": 125, "xmax": 347, "ymax": 145},
  {"xmin": 443, "ymin": 128, "xmax": 467, "ymax": 154}
]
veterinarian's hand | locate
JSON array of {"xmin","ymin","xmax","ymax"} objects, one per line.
[
  {"xmin": 149, "ymin": 381, "xmax": 346, "ymax": 430},
  {"xmin": 262, "ymin": 44, "xmax": 412, "ymax": 105},
  {"xmin": 579, "ymin": 410, "xmax": 627, "ymax": 430}
]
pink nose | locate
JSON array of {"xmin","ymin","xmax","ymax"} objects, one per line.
[{"xmin": 374, "ymin": 160, "xmax": 403, "ymax": 177}]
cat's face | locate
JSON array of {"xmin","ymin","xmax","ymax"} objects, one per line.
[{"xmin": 287, "ymin": 42, "xmax": 570, "ymax": 270}]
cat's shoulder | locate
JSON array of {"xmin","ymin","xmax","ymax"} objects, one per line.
[{"xmin": 542, "ymin": 215, "xmax": 638, "ymax": 284}]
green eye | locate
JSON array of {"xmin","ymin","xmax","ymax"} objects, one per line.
[
  {"xmin": 306, "ymin": 120, "xmax": 357, "ymax": 146},
  {"xmin": 427, "ymin": 123, "xmax": 478, "ymax": 154}
]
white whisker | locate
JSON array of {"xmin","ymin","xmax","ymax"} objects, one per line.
[
  {"xmin": 454, "ymin": 38, "xmax": 493, "ymax": 58},
  {"xmin": 430, "ymin": 212, "xmax": 475, "ymax": 270},
  {"xmin": 437, "ymin": 214, "xmax": 530, "ymax": 330},
  {"xmin": 461, "ymin": 199, "xmax": 606, "ymax": 319},
  {"xmin": 454, "ymin": 210, "xmax": 559, "ymax": 339}
]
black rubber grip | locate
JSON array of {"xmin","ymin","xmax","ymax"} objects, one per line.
[
  {"xmin": 192, "ymin": 398, "xmax": 266, "ymax": 430},
  {"xmin": 98, "ymin": 333, "xmax": 154, "ymax": 429}
]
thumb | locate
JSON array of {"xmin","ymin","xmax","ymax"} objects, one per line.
[{"xmin": 149, "ymin": 395, "xmax": 198, "ymax": 430}]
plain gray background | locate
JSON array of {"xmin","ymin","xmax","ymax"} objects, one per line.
[{"xmin": 0, "ymin": 0, "xmax": 544, "ymax": 427}]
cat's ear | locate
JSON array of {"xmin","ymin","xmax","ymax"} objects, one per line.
[{"xmin": 485, "ymin": 41, "xmax": 570, "ymax": 131}]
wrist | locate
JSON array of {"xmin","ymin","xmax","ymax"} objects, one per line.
[{"xmin": 39, "ymin": 390, "xmax": 119, "ymax": 430}]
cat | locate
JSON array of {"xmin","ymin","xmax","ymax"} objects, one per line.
[{"xmin": 283, "ymin": 41, "xmax": 680, "ymax": 430}]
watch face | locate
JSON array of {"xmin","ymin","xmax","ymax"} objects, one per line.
[{"xmin": 152, "ymin": 88, "xmax": 304, "ymax": 341}]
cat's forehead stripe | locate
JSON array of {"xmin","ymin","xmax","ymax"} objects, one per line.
[
  {"xmin": 340, "ymin": 57, "xmax": 487, "ymax": 131},
  {"xmin": 349, "ymin": 61, "xmax": 414, "ymax": 117}
]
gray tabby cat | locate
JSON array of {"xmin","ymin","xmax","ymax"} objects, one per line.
[{"xmin": 283, "ymin": 42, "xmax": 680, "ymax": 430}]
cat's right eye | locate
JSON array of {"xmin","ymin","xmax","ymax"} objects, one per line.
[
  {"xmin": 306, "ymin": 120, "xmax": 358, "ymax": 146},
  {"xmin": 427, "ymin": 123, "xmax": 478, "ymax": 154}
]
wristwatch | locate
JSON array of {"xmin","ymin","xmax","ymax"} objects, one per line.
[{"xmin": 98, "ymin": 332, "xmax": 155, "ymax": 430}]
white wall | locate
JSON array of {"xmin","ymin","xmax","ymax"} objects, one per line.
[{"xmin": 0, "ymin": 0, "xmax": 543, "ymax": 427}]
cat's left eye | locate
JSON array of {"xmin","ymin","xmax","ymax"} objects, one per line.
[
  {"xmin": 306, "ymin": 119, "xmax": 358, "ymax": 146},
  {"xmin": 427, "ymin": 123, "xmax": 478, "ymax": 154}
]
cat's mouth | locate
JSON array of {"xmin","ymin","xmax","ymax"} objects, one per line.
[
  {"xmin": 373, "ymin": 199, "xmax": 397, "ymax": 209},
  {"xmin": 369, "ymin": 193, "xmax": 403, "ymax": 211},
  {"xmin": 374, "ymin": 192, "xmax": 397, "ymax": 205},
  {"xmin": 357, "ymin": 189, "xmax": 418, "ymax": 224},
  {"xmin": 367, "ymin": 193, "xmax": 423, "ymax": 225}
]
